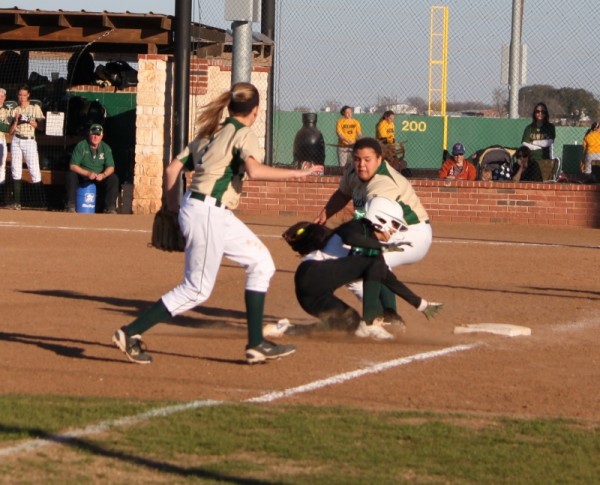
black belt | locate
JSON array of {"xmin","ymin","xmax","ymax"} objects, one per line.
[
  {"xmin": 350, "ymin": 247, "xmax": 381, "ymax": 257},
  {"xmin": 190, "ymin": 191, "xmax": 223, "ymax": 208},
  {"xmin": 14, "ymin": 134, "xmax": 35, "ymax": 140}
]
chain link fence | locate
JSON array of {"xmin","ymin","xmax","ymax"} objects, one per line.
[
  {"xmin": 196, "ymin": 0, "xmax": 599, "ymax": 174},
  {"xmin": 1, "ymin": 0, "xmax": 597, "ymax": 208}
]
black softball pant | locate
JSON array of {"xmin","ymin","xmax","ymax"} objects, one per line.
[{"xmin": 295, "ymin": 254, "xmax": 422, "ymax": 328}]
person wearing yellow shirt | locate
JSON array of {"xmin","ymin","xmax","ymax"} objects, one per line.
[
  {"xmin": 336, "ymin": 105, "xmax": 362, "ymax": 168},
  {"xmin": 376, "ymin": 110, "xmax": 395, "ymax": 144},
  {"xmin": 581, "ymin": 121, "xmax": 600, "ymax": 183}
]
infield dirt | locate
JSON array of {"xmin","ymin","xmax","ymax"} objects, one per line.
[{"xmin": 1, "ymin": 210, "xmax": 599, "ymax": 421}]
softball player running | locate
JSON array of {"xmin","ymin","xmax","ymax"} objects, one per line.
[
  {"xmin": 112, "ymin": 82, "xmax": 323, "ymax": 365},
  {"xmin": 8, "ymin": 85, "xmax": 44, "ymax": 209}
]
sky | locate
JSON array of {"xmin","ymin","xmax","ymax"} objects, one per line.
[
  {"xmin": 6, "ymin": 1, "xmax": 600, "ymax": 111},
  {"xmin": 7, "ymin": 1, "xmax": 177, "ymax": 15}
]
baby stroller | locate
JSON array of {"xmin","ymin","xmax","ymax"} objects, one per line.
[
  {"xmin": 382, "ymin": 141, "xmax": 411, "ymax": 177},
  {"xmin": 471, "ymin": 145, "xmax": 517, "ymax": 181}
]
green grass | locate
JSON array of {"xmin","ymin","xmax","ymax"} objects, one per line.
[
  {"xmin": 0, "ymin": 394, "xmax": 173, "ymax": 441},
  {"xmin": 0, "ymin": 396, "xmax": 599, "ymax": 484}
]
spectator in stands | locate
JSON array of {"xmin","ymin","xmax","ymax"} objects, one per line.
[
  {"xmin": 439, "ymin": 142, "xmax": 477, "ymax": 180},
  {"xmin": 8, "ymin": 84, "xmax": 45, "ymax": 209},
  {"xmin": 521, "ymin": 102, "xmax": 555, "ymax": 161},
  {"xmin": 581, "ymin": 121, "xmax": 600, "ymax": 183},
  {"xmin": 376, "ymin": 110, "xmax": 395, "ymax": 144},
  {"xmin": 336, "ymin": 105, "xmax": 362, "ymax": 168},
  {"xmin": 511, "ymin": 145, "xmax": 543, "ymax": 182},
  {"xmin": 480, "ymin": 167, "xmax": 493, "ymax": 182},
  {"xmin": 66, "ymin": 123, "xmax": 119, "ymax": 213},
  {"xmin": 0, "ymin": 88, "xmax": 10, "ymax": 190}
]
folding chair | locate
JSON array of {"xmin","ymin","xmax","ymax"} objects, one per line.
[
  {"xmin": 589, "ymin": 159, "xmax": 600, "ymax": 183},
  {"xmin": 537, "ymin": 158, "xmax": 562, "ymax": 182}
]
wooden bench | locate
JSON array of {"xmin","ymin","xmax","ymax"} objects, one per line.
[
  {"xmin": 29, "ymin": 169, "xmax": 67, "ymax": 185},
  {"xmin": 5, "ymin": 160, "xmax": 67, "ymax": 185}
]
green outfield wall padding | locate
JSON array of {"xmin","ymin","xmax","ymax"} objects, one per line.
[{"xmin": 273, "ymin": 111, "xmax": 589, "ymax": 173}]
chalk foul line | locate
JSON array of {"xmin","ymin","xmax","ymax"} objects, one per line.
[
  {"xmin": 246, "ymin": 343, "xmax": 479, "ymax": 403},
  {"xmin": 0, "ymin": 342, "xmax": 479, "ymax": 459}
]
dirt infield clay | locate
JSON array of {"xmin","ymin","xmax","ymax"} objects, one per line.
[{"xmin": 1, "ymin": 211, "xmax": 599, "ymax": 422}]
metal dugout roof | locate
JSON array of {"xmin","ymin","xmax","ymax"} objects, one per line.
[{"xmin": 0, "ymin": 7, "xmax": 227, "ymax": 54}]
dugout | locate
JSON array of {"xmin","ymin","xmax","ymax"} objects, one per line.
[{"xmin": 0, "ymin": 7, "xmax": 274, "ymax": 213}]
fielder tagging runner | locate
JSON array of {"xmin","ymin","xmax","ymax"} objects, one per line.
[
  {"xmin": 112, "ymin": 82, "xmax": 323, "ymax": 365},
  {"xmin": 315, "ymin": 138, "xmax": 433, "ymax": 336}
]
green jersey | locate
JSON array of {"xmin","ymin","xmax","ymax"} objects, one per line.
[
  {"xmin": 521, "ymin": 122, "xmax": 555, "ymax": 161},
  {"xmin": 70, "ymin": 139, "xmax": 115, "ymax": 173}
]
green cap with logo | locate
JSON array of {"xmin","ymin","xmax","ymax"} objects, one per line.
[{"xmin": 89, "ymin": 124, "xmax": 103, "ymax": 135}]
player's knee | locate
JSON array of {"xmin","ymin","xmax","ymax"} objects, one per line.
[{"xmin": 245, "ymin": 254, "xmax": 276, "ymax": 292}]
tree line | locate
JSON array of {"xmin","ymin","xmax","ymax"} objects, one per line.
[{"xmin": 293, "ymin": 85, "xmax": 599, "ymax": 124}]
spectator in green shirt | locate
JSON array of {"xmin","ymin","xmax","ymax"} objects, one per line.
[
  {"xmin": 521, "ymin": 102, "xmax": 555, "ymax": 161},
  {"xmin": 66, "ymin": 123, "xmax": 119, "ymax": 213}
]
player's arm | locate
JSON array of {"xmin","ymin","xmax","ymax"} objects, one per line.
[
  {"xmin": 30, "ymin": 106, "xmax": 44, "ymax": 131},
  {"xmin": 0, "ymin": 111, "xmax": 9, "ymax": 133},
  {"xmin": 336, "ymin": 219, "xmax": 382, "ymax": 249},
  {"xmin": 164, "ymin": 158, "xmax": 185, "ymax": 212},
  {"xmin": 8, "ymin": 113, "xmax": 19, "ymax": 134},
  {"xmin": 244, "ymin": 155, "xmax": 322, "ymax": 181},
  {"xmin": 315, "ymin": 188, "xmax": 352, "ymax": 224}
]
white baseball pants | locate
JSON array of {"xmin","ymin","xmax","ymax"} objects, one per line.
[
  {"xmin": 345, "ymin": 221, "xmax": 433, "ymax": 299},
  {"xmin": 161, "ymin": 192, "xmax": 276, "ymax": 316},
  {"xmin": 10, "ymin": 137, "xmax": 41, "ymax": 183},
  {"xmin": 0, "ymin": 139, "xmax": 6, "ymax": 184}
]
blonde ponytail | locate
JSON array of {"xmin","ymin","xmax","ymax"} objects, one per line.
[{"xmin": 195, "ymin": 82, "xmax": 260, "ymax": 140}]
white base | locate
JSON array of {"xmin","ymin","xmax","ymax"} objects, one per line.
[{"xmin": 453, "ymin": 323, "xmax": 531, "ymax": 337}]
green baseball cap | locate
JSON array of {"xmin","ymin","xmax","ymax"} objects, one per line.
[{"xmin": 89, "ymin": 124, "xmax": 103, "ymax": 135}]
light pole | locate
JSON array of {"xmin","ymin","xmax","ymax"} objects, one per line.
[
  {"xmin": 508, "ymin": 0, "xmax": 524, "ymax": 118},
  {"xmin": 225, "ymin": 0, "xmax": 260, "ymax": 84}
]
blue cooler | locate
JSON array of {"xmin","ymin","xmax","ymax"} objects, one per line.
[{"xmin": 76, "ymin": 182, "xmax": 97, "ymax": 213}]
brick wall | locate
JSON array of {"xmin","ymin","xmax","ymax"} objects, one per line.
[
  {"xmin": 236, "ymin": 177, "xmax": 600, "ymax": 228},
  {"xmin": 190, "ymin": 58, "xmax": 208, "ymax": 95},
  {"xmin": 132, "ymin": 54, "xmax": 169, "ymax": 215},
  {"xmin": 131, "ymin": 55, "xmax": 271, "ymax": 214}
]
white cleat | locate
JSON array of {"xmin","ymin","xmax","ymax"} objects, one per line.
[
  {"xmin": 263, "ymin": 318, "xmax": 293, "ymax": 338},
  {"xmin": 355, "ymin": 319, "xmax": 395, "ymax": 340}
]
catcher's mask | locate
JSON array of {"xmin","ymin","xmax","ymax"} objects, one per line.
[{"xmin": 364, "ymin": 196, "xmax": 407, "ymax": 233}]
